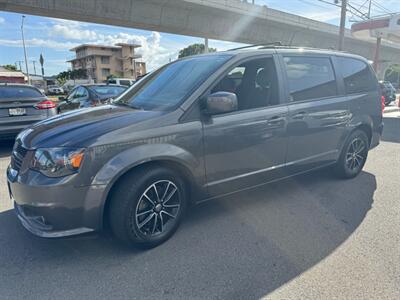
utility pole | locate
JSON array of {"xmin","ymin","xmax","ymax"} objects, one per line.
[
  {"xmin": 39, "ymin": 53, "xmax": 44, "ymax": 76},
  {"xmin": 21, "ymin": 15, "xmax": 30, "ymax": 85},
  {"xmin": 367, "ymin": 0, "xmax": 372, "ymax": 18},
  {"xmin": 31, "ymin": 60, "xmax": 37, "ymax": 75},
  {"xmin": 338, "ymin": 0, "xmax": 347, "ymax": 51},
  {"xmin": 15, "ymin": 60, "xmax": 23, "ymax": 71}
]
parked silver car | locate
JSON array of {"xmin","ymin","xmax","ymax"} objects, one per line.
[
  {"xmin": 47, "ymin": 85, "xmax": 64, "ymax": 95},
  {"xmin": 0, "ymin": 84, "xmax": 57, "ymax": 139}
]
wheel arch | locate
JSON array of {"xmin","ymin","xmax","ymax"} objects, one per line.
[
  {"xmin": 354, "ymin": 123, "xmax": 372, "ymax": 144},
  {"xmin": 98, "ymin": 154, "xmax": 201, "ymax": 230}
]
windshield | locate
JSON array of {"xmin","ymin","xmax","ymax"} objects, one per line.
[
  {"xmin": 114, "ymin": 54, "xmax": 232, "ymax": 110},
  {"xmin": 0, "ymin": 86, "xmax": 43, "ymax": 99}
]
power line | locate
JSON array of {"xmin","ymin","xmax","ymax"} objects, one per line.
[
  {"xmin": 314, "ymin": 0, "xmax": 367, "ymax": 20},
  {"xmin": 370, "ymin": 0, "xmax": 391, "ymax": 14}
]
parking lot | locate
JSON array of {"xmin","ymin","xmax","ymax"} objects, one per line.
[{"xmin": 0, "ymin": 111, "xmax": 399, "ymax": 299}]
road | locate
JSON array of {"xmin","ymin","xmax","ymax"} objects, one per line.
[{"xmin": 0, "ymin": 112, "xmax": 399, "ymax": 299}]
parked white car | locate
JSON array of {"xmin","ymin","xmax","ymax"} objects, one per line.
[
  {"xmin": 47, "ymin": 85, "xmax": 64, "ymax": 95},
  {"xmin": 107, "ymin": 78, "xmax": 135, "ymax": 86}
]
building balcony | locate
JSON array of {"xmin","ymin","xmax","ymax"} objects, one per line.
[{"xmin": 116, "ymin": 54, "xmax": 142, "ymax": 60}]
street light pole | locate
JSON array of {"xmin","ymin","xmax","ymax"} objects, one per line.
[
  {"xmin": 21, "ymin": 15, "xmax": 30, "ymax": 85},
  {"xmin": 338, "ymin": 0, "xmax": 347, "ymax": 51}
]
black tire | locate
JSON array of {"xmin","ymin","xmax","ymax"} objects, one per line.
[
  {"xmin": 109, "ymin": 166, "xmax": 187, "ymax": 248},
  {"xmin": 334, "ymin": 129, "xmax": 369, "ymax": 179}
]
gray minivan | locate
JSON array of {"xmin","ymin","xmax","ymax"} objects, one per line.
[{"xmin": 7, "ymin": 47, "xmax": 383, "ymax": 248}]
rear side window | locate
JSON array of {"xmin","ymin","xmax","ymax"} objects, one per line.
[
  {"xmin": 91, "ymin": 86, "xmax": 127, "ymax": 96},
  {"xmin": 73, "ymin": 87, "xmax": 89, "ymax": 99},
  {"xmin": 0, "ymin": 86, "xmax": 43, "ymax": 99},
  {"xmin": 283, "ymin": 56, "xmax": 337, "ymax": 102},
  {"xmin": 337, "ymin": 57, "xmax": 376, "ymax": 94},
  {"xmin": 119, "ymin": 80, "xmax": 132, "ymax": 86}
]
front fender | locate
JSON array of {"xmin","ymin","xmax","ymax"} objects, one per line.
[
  {"xmin": 92, "ymin": 143, "xmax": 200, "ymax": 186},
  {"xmin": 83, "ymin": 143, "xmax": 203, "ymax": 230}
]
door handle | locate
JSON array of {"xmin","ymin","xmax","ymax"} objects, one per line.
[
  {"xmin": 266, "ymin": 115, "xmax": 285, "ymax": 126},
  {"xmin": 292, "ymin": 111, "xmax": 307, "ymax": 120}
]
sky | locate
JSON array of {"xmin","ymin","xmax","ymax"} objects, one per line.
[{"xmin": 0, "ymin": 0, "xmax": 399, "ymax": 76}]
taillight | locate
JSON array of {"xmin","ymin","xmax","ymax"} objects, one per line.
[
  {"xmin": 381, "ymin": 95, "xmax": 385, "ymax": 113},
  {"xmin": 35, "ymin": 100, "xmax": 56, "ymax": 110}
]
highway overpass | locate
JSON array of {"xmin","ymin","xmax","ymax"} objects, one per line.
[{"xmin": 1, "ymin": 0, "xmax": 400, "ymax": 76}]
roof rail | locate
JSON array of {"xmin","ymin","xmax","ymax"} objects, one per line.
[
  {"xmin": 227, "ymin": 42, "xmax": 283, "ymax": 51},
  {"xmin": 226, "ymin": 43, "xmax": 339, "ymax": 52}
]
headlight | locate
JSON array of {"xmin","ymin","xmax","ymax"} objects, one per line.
[{"xmin": 30, "ymin": 148, "xmax": 85, "ymax": 178}]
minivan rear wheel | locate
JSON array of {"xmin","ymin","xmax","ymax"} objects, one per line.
[
  {"xmin": 334, "ymin": 130, "xmax": 369, "ymax": 179},
  {"xmin": 109, "ymin": 166, "xmax": 187, "ymax": 248}
]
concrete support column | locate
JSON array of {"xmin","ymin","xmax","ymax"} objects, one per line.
[
  {"xmin": 373, "ymin": 37, "xmax": 382, "ymax": 73},
  {"xmin": 204, "ymin": 38, "xmax": 209, "ymax": 53}
]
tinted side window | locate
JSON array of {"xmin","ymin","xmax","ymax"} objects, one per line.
[
  {"xmin": 212, "ymin": 57, "xmax": 280, "ymax": 110},
  {"xmin": 67, "ymin": 88, "xmax": 77, "ymax": 101},
  {"xmin": 120, "ymin": 80, "xmax": 132, "ymax": 86},
  {"xmin": 337, "ymin": 57, "xmax": 376, "ymax": 94},
  {"xmin": 283, "ymin": 56, "xmax": 337, "ymax": 102}
]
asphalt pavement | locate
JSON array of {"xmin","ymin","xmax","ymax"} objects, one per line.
[{"xmin": 0, "ymin": 112, "xmax": 399, "ymax": 299}]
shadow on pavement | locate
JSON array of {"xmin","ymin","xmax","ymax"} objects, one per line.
[
  {"xmin": 0, "ymin": 169, "xmax": 376, "ymax": 299},
  {"xmin": 0, "ymin": 139, "xmax": 14, "ymax": 158},
  {"xmin": 382, "ymin": 116, "xmax": 400, "ymax": 143}
]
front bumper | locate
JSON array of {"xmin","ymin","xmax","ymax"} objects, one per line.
[
  {"xmin": 7, "ymin": 166, "xmax": 106, "ymax": 238},
  {"xmin": 14, "ymin": 202, "xmax": 93, "ymax": 238}
]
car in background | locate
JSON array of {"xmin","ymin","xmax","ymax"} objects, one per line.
[
  {"xmin": 107, "ymin": 78, "xmax": 135, "ymax": 86},
  {"xmin": 57, "ymin": 84, "xmax": 127, "ymax": 113},
  {"xmin": 380, "ymin": 81, "xmax": 396, "ymax": 105},
  {"xmin": 62, "ymin": 79, "xmax": 95, "ymax": 94},
  {"xmin": 0, "ymin": 84, "xmax": 56, "ymax": 139},
  {"xmin": 47, "ymin": 85, "xmax": 64, "ymax": 95}
]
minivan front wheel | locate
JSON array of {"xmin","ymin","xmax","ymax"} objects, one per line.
[
  {"xmin": 335, "ymin": 130, "xmax": 369, "ymax": 179},
  {"xmin": 109, "ymin": 166, "xmax": 187, "ymax": 248}
]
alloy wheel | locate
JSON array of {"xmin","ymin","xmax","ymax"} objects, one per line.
[
  {"xmin": 345, "ymin": 137, "xmax": 366, "ymax": 172},
  {"xmin": 134, "ymin": 180, "xmax": 181, "ymax": 237}
]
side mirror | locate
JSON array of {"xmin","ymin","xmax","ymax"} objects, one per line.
[
  {"xmin": 58, "ymin": 96, "xmax": 65, "ymax": 101},
  {"xmin": 205, "ymin": 92, "xmax": 238, "ymax": 115}
]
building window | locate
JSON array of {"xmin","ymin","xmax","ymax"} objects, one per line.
[
  {"xmin": 101, "ymin": 56, "xmax": 110, "ymax": 64},
  {"xmin": 102, "ymin": 68, "xmax": 111, "ymax": 76}
]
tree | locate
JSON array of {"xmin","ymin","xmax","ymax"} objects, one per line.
[
  {"xmin": 384, "ymin": 64, "xmax": 400, "ymax": 87},
  {"xmin": 107, "ymin": 74, "xmax": 116, "ymax": 80},
  {"xmin": 178, "ymin": 43, "xmax": 217, "ymax": 58},
  {"xmin": 2, "ymin": 64, "xmax": 17, "ymax": 71},
  {"xmin": 70, "ymin": 69, "xmax": 87, "ymax": 80},
  {"xmin": 56, "ymin": 71, "xmax": 71, "ymax": 86},
  {"xmin": 56, "ymin": 69, "xmax": 87, "ymax": 85}
]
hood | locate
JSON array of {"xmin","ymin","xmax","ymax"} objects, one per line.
[{"xmin": 18, "ymin": 105, "xmax": 165, "ymax": 149}]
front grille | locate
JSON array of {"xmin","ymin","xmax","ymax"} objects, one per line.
[{"xmin": 11, "ymin": 141, "xmax": 28, "ymax": 172}]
